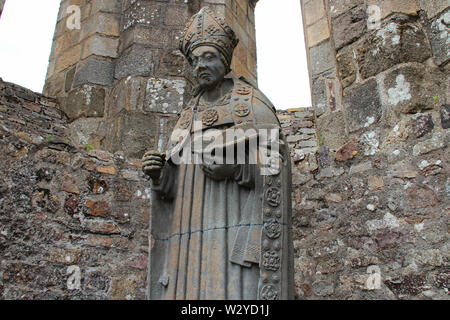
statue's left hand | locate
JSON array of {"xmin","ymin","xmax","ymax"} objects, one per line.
[{"xmin": 200, "ymin": 163, "xmax": 238, "ymax": 181}]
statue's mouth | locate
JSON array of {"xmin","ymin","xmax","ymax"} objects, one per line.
[{"xmin": 199, "ymin": 72, "xmax": 211, "ymax": 80}]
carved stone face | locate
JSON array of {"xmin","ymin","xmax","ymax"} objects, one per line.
[{"xmin": 191, "ymin": 46, "xmax": 227, "ymax": 90}]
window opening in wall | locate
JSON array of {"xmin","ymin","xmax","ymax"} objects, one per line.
[{"xmin": 255, "ymin": 0, "xmax": 311, "ymax": 110}]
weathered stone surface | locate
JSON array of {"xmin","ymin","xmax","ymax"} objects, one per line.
[
  {"xmin": 114, "ymin": 45, "xmax": 153, "ymax": 80},
  {"xmin": 82, "ymin": 34, "xmax": 119, "ymax": 59},
  {"xmin": 380, "ymin": 64, "xmax": 446, "ymax": 116},
  {"xmin": 81, "ymin": 12, "xmax": 120, "ymax": 40},
  {"xmin": 419, "ymin": 0, "xmax": 449, "ymax": 18},
  {"xmin": 63, "ymin": 85, "xmax": 106, "ymax": 121},
  {"xmin": 329, "ymin": 0, "xmax": 364, "ymax": 18},
  {"xmin": 104, "ymin": 110, "xmax": 161, "ymax": 158},
  {"xmin": 411, "ymin": 113, "xmax": 434, "ymax": 138},
  {"xmin": 406, "ymin": 185, "xmax": 439, "ymax": 209},
  {"xmin": 357, "ymin": 21, "xmax": 432, "ymax": 79},
  {"xmin": 73, "ymin": 58, "xmax": 115, "ymax": 87},
  {"xmin": 84, "ymin": 200, "xmax": 110, "ymax": 217},
  {"xmin": 310, "ymin": 40, "xmax": 335, "ymax": 76},
  {"xmin": 122, "ymin": 2, "xmax": 162, "ymax": 31},
  {"xmin": 349, "ymin": 161, "xmax": 372, "ymax": 175},
  {"xmin": 389, "ymin": 160, "xmax": 418, "ymax": 179},
  {"xmin": 304, "ymin": 0, "xmax": 326, "ymax": 26},
  {"xmin": 426, "ymin": 10, "xmax": 450, "ymax": 66},
  {"xmin": 440, "ymin": 105, "xmax": 450, "ymax": 129},
  {"xmin": 144, "ymin": 78, "xmax": 187, "ymax": 114},
  {"xmin": 335, "ymin": 140, "xmax": 358, "ymax": 162},
  {"xmin": 65, "ymin": 67, "xmax": 76, "ymax": 92},
  {"xmin": 311, "ymin": 77, "xmax": 326, "ymax": 117},
  {"xmin": 315, "ymin": 111, "xmax": 348, "ymax": 152},
  {"xmin": 307, "ymin": 18, "xmax": 330, "ymax": 47},
  {"xmin": 413, "ymin": 131, "xmax": 447, "ymax": 156},
  {"xmin": 331, "ymin": 5, "xmax": 366, "ymax": 50},
  {"xmin": 336, "ymin": 47, "xmax": 356, "ymax": 88},
  {"xmin": 343, "ymin": 78, "xmax": 382, "ymax": 133},
  {"xmin": 366, "ymin": 0, "xmax": 420, "ymax": 19},
  {"xmin": 312, "ymin": 280, "xmax": 334, "ymax": 297},
  {"xmin": 368, "ymin": 176, "xmax": 384, "ymax": 191},
  {"xmin": 85, "ymin": 220, "xmax": 121, "ymax": 235}
]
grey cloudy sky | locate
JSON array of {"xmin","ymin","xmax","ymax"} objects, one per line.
[{"xmin": 0, "ymin": 0, "xmax": 311, "ymax": 109}]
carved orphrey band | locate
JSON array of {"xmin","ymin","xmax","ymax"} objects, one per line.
[{"xmin": 259, "ymin": 174, "xmax": 283, "ymax": 300}]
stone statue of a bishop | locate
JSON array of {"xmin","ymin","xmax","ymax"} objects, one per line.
[{"xmin": 142, "ymin": 7, "xmax": 293, "ymax": 300}]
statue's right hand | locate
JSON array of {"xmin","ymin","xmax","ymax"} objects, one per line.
[{"xmin": 142, "ymin": 150, "xmax": 166, "ymax": 181}]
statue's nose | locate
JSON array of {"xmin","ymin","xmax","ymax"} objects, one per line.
[{"xmin": 196, "ymin": 59, "xmax": 207, "ymax": 71}]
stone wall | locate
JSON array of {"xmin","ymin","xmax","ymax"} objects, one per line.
[
  {"xmin": 0, "ymin": 79, "xmax": 151, "ymax": 299},
  {"xmin": 294, "ymin": 0, "xmax": 449, "ymax": 299}
]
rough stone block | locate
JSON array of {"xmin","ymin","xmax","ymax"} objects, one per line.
[
  {"xmin": 412, "ymin": 131, "xmax": 447, "ymax": 156},
  {"xmin": 55, "ymin": 44, "xmax": 82, "ymax": 73},
  {"xmin": 331, "ymin": 5, "xmax": 367, "ymax": 50},
  {"xmin": 418, "ymin": 0, "xmax": 449, "ymax": 18},
  {"xmin": 411, "ymin": 113, "xmax": 434, "ymax": 138},
  {"xmin": 343, "ymin": 78, "xmax": 382, "ymax": 133},
  {"xmin": 43, "ymin": 72, "xmax": 65, "ymax": 97},
  {"xmin": 380, "ymin": 63, "xmax": 447, "ymax": 115},
  {"xmin": 104, "ymin": 110, "xmax": 160, "ymax": 158},
  {"xmin": 64, "ymin": 85, "xmax": 106, "ymax": 121},
  {"xmin": 315, "ymin": 111, "xmax": 348, "ymax": 152},
  {"xmin": 303, "ymin": 0, "xmax": 326, "ymax": 26},
  {"xmin": 440, "ymin": 105, "xmax": 450, "ymax": 129},
  {"xmin": 115, "ymin": 45, "xmax": 153, "ymax": 80},
  {"xmin": 312, "ymin": 77, "xmax": 326, "ymax": 117},
  {"xmin": 366, "ymin": 0, "xmax": 420, "ymax": 20},
  {"xmin": 357, "ymin": 20, "xmax": 431, "ymax": 79},
  {"xmin": 307, "ymin": 17, "xmax": 330, "ymax": 47},
  {"xmin": 329, "ymin": 0, "xmax": 364, "ymax": 18},
  {"xmin": 336, "ymin": 47, "xmax": 356, "ymax": 88},
  {"xmin": 165, "ymin": 5, "xmax": 189, "ymax": 26},
  {"xmin": 80, "ymin": 12, "xmax": 120, "ymax": 40},
  {"xmin": 119, "ymin": 25, "xmax": 170, "ymax": 53},
  {"xmin": 65, "ymin": 67, "xmax": 76, "ymax": 92},
  {"xmin": 426, "ymin": 10, "xmax": 450, "ymax": 66},
  {"xmin": 67, "ymin": 117, "xmax": 106, "ymax": 149},
  {"xmin": 310, "ymin": 40, "xmax": 334, "ymax": 76},
  {"xmin": 108, "ymin": 76, "xmax": 147, "ymax": 117},
  {"xmin": 91, "ymin": 0, "xmax": 122, "ymax": 14},
  {"xmin": 122, "ymin": 2, "xmax": 162, "ymax": 31},
  {"xmin": 73, "ymin": 58, "xmax": 115, "ymax": 87},
  {"xmin": 82, "ymin": 34, "xmax": 119, "ymax": 59},
  {"xmin": 144, "ymin": 78, "xmax": 187, "ymax": 114}
]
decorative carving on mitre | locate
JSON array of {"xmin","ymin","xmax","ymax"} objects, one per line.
[{"xmin": 179, "ymin": 7, "xmax": 239, "ymax": 67}]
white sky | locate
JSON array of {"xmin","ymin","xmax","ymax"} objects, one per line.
[{"xmin": 0, "ymin": 0, "xmax": 311, "ymax": 109}]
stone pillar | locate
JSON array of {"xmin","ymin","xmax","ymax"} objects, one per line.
[
  {"xmin": 300, "ymin": 0, "xmax": 345, "ymax": 153},
  {"xmin": 292, "ymin": 0, "xmax": 449, "ymax": 299},
  {"xmin": 0, "ymin": 0, "xmax": 5, "ymax": 19},
  {"xmin": 43, "ymin": 0, "xmax": 258, "ymax": 158}
]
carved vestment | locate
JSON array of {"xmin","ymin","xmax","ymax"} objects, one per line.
[{"xmin": 148, "ymin": 75, "xmax": 294, "ymax": 300}]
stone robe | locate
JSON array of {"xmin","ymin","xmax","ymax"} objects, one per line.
[{"xmin": 148, "ymin": 75, "xmax": 294, "ymax": 300}]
